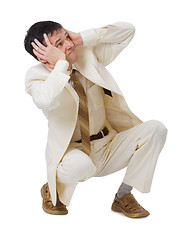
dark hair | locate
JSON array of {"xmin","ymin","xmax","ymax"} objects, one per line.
[{"xmin": 24, "ymin": 21, "xmax": 63, "ymax": 60}]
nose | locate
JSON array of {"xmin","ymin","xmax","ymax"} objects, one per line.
[{"xmin": 65, "ymin": 40, "xmax": 73, "ymax": 50}]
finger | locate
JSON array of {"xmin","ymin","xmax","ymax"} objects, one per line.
[
  {"xmin": 64, "ymin": 29, "xmax": 73, "ymax": 37},
  {"xmin": 38, "ymin": 58, "xmax": 47, "ymax": 64},
  {"xmin": 31, "ymin": 42, "xmax": 45, "ymax": 55},
  {"xmin": 64, "ymin": 29, "xmax": 71, "ymax": 38},
  {"xmin": 43, "ymin": 33, "xmax": 52, "ymax": 47},
  {"xmin": 47, "ymin": 62, "xmax": 55, "ymax": 69},
  {"xmin": 64, "ymin": 28, "xmax": 70, "ymax": 34},
  {"xmin": 33, "ymin": 49, "xmax": 48, "ymax": 61},
  {"xmin": 34, "ymin": 39, "xmax": 47, "ymax": 50}
]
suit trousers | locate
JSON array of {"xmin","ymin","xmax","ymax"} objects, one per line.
[{"xmin": 56, "ymin": 120, "xmax": 167, "ymax": 206}]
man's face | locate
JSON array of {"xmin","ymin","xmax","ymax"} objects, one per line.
[{"xmin": 48, "ymin": 28, "xmax": 78, "ymax": 64}]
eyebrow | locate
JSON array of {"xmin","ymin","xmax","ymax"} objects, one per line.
[{"xmin": 54, "ymin": 32, "xmax": 68, "ymax": 46}]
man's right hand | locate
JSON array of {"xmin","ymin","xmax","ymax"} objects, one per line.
[{"xmin": 31, "ymin": 34, "xmax": 66, "ymax": 68}]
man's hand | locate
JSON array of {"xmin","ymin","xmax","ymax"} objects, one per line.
[
  {"xmin": 31, "ymin": 34, "xmax": 66, "ymax": 68},
  {"xmin": 65, "ymin": 29, "xmax": 83, "ymax": 47}
]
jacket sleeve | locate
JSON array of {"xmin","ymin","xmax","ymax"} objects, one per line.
[
  {"xmin": 25, "ymin": 60, "xmax": 70, "ymax": 111},
  {"xmin": 80, "ymin": 22, "xmax": 135, "ymax": 66}
]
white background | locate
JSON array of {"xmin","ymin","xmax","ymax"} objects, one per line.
[{"xmin": 1, "ymin": 0, "xmax": 182, "ymax": 239}]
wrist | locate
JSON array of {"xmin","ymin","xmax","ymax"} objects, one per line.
[
  {"xmin": 75, "ymin": 33, "xmax": 83, "ymax": 46},
  {"xmin": 79, "ymin": 29, "xmax": 96, "ymax": 46},
  {"xmin": 58, "ymin": 54, "xmax": 66, "ymax": 61},
  {"xmin": 55, "ymin": 59, "xmax": 70, "ymax": 73}
]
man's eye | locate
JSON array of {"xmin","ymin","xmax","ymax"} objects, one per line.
[{"xmin": 57, "ymin": 43, "xmax": 62, "ymax": 47}]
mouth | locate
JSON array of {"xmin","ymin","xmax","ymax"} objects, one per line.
[{"xmin": 69, "ymin": 49, "xmax": 75, "ymax": 55}]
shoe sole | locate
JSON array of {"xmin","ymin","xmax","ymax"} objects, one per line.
[
  {"xmin": 42, "ymin": 205, "xmax": 68, "ymax": 215},
  {"xmin": 111, "ymin": 203, "xmax": 150, "ymax": 218}
]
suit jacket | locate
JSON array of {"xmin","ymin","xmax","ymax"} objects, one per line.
[{"xmin": 25, "ymin": 22, "xmax": 143, "ymax": 206}]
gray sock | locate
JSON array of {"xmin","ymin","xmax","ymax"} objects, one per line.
[{"xmin": 117, "ymin": 182, "xmax": 133, "ymax": 198}]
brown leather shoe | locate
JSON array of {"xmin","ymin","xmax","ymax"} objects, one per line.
[
  {"xmin": 111, "ymin": 193, "xmax": 150, "ymax": 218},
  {"xmin": 41, "ymin": 183, "xmax": 68, "ymax": 215}
]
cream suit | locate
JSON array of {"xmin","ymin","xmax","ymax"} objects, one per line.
[{"xmin": 25, "ymin": 22, "xmax": 167, "ymax": 206}]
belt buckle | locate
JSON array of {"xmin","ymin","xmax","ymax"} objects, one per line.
[{"xmin": 101, "ymin": 130, "xmax": 105, "ymax": 137}]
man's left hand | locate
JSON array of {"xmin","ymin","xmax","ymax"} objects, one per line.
[{"xmin": 65, "ymin": 29, "xmax": 83, "ymax": 47}]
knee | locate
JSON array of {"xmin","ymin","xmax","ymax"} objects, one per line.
[
  {"xmin": 56, "ymin": 151, "xmax": 96, "ymax": 185},
  {"xmin": 147, "ymin": 120, "xmax": 168, "ymax": 139},
  {"xmin": 56, "ymin": 164, "xmax": 77, "ymax": 185}
]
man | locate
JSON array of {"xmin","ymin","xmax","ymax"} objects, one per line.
[{"xmin": 24, "ymin": 21, "xmax": 167, "ymax": 218}]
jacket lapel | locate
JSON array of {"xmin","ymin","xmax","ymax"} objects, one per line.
[{"xmin": 74, "ymin": 46, "xmax": 122, "ymax": 95}]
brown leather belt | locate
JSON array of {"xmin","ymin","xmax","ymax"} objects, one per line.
[{"xmin": 75, "ymin": 127, "xmax": 109, "ymax": 143}]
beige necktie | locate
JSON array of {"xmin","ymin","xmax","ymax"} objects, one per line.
[{"xmin": 70, "ymin": 70, "xmax": 91, "ymax": 155}]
